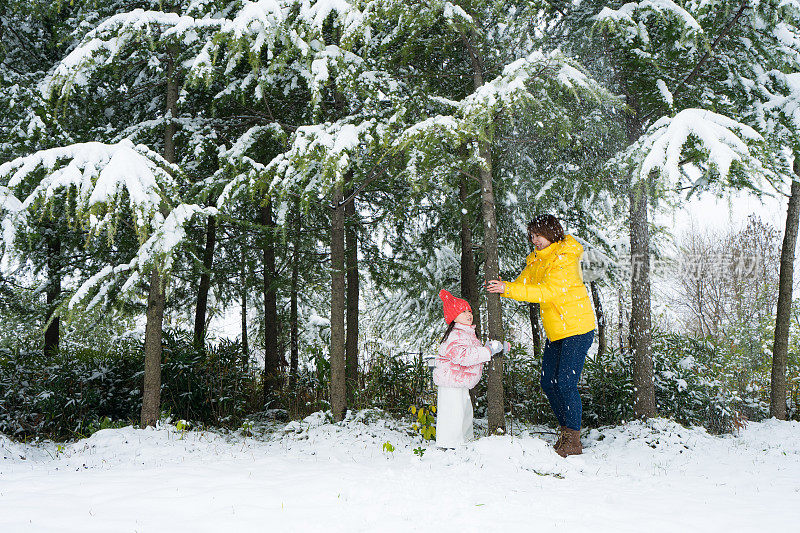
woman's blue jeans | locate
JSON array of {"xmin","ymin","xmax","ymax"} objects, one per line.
[{"xmin": 540, "ymin": 330, "xmax": 595, "ymax": 431}]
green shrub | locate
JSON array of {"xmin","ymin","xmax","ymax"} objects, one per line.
[
  {"xmin": 160, "ymin": 330, "xmax": 260, "ymax": 428},
  {"xmin": 358, "ymin": 351, "xmax": 431, "ymax": 414},
  {"xmin": 0, "ymin": 330, "xmax": 261, "ymax": 440},
  {"xmin": 0, "ymin": 345, "xmax": 141, "ymax": 440}
]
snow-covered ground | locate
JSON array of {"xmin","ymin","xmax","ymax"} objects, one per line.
[{"xmin": 1, "ymin": 413, "xmax": 798, "ymax": 532}]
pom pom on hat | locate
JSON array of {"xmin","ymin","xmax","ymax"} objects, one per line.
[{"xmin": 439, "ymin": 289, "xmax": 472, "ymax": 324}]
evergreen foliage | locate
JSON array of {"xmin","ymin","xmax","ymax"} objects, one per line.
[{"xmin": 1, "ymin": 0, "xmax": 799, "ymax": 438}]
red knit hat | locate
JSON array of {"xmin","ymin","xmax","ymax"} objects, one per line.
[{"xmin": 439, "ymin": 289, "xmax": 472, "ymax": 324}]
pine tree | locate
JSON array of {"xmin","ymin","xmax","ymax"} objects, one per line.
[
  {"xmin": 551, "ymin": 0, "xmax": 769, "ymax": 419},
  {"xmin": 719, "ymin": 0, "xmax": 800, "ymax": 419}
]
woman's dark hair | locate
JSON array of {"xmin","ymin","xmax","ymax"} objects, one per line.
[
  {"xmin": 527, "ymin": 214, "xmax": 565, "ymax": 244},
  {"xmin": 440, "ymin": 320, "xmax": 457, "ymax": 343}
]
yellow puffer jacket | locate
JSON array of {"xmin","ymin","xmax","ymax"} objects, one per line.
[{"xmin": 502, "ymin": 235, "xmax": 595, "ymax": 341}]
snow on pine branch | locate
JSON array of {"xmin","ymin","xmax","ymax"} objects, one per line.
[
  {"xmin": 42, "ymin": 9, "xmax": 223, "ymax": 100},
  {"xmin": 217, "ymin": 124, "xmax": 286, "ymax": 207},
  {"xmin": 297, "ymin": 0, "xmax": 359, "ymax": 31},
  {"xmin": 190, "ymin": 0, "xmax": 360, "ymax": 81},
  {"xmin": 461, "ymin": 50, "xmax": 609, "ymax": 120},
  {"xmin": 593, "ymin": 0, "xmax": 703, "ymax": 45},
  {"xmin": 0, "ymin": 141, "xmax": 216, "ymax": 310},
  {"xmin": 396, "ymin": 49, "xmax": 611, "ymax": 175},
  {"xmin": 625, "ymin": 108, "xmax": 764, "ymax": 187},
  {"xmin": 68, "ymin": 203, "xmax": 217, "ymax": 311},
  {"xmin": 188, "ymin": 0, "xmax": 286, "ymax": 83},
  {"xmin": 442, "ymin": 1, "xmax": 474, "ymax": 27},
  {"xmin": 265, "ymin": 118, "xmax": 389, "ymax": 201},
  {"xmin": 0, "ymin": 140, "xmax": 176, "ymax": 235},
  {"xmin": 757, "ymin": 72, "xmax": 800, "ymax": 148},
  {"xmin": 0, "ymin": 186, "xmax": 24, "ymax": 267}
]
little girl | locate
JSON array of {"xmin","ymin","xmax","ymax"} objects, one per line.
[{"xmin": 434, "ymin": 289, "xmax": 508, "ymax": 448}]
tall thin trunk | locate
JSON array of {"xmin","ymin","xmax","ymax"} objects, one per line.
[
  {"xmin": 330, "ymin": 183, "xmax": 347, "ymax": 421},
  {"xmin": 463, "ymin": 28, "xmax": 505, "ymax": 434},
  {"xmin": 624, "ymin": 100, "xmax": 655, "ymax": 419},
  {"xmin": 262, "ymin": 201, "xmax": 280, "ymax": 402},
  {"xmin": 141, "ymin": 267, "xmax": 166, "ymax": 426},
  {"xmin": 290, "ymin": 200, "xmax": 300, "ymax": 390},
  {"xmin": 479, "ymin": 141, "xmax": 506, "ymax": 435},
  {"xmin": 44, "ymin": 233, "xmax": 60, "ymax": 356},
  {"xmin": 590, "ymin": 281, "xmax": 607, "ymax": 362},
  {"xmin": 528, "ymin": 303, "xmax": 541, "ymax": 358},
  {"xmin": 459, "ymin": 175, "xmax": 481, "ymax": 339},
  {"xmin": 629, "ymin": 178, "xmax": 655, "ymax": 418},
  {"xmin": 141, "ymin": 49, "xmax": 178, "ymax": 426},
  {"xmin": 618, "ymin": 290, "xmax": 625, "ymax": 354},
  {"xmin": 771, "ymin": 168, "xmax": 800, "ymax": 420},
  {"xmin": 241, "ymin": 247, "xmax": 249, "ymax": 366},
  {"xmin": 526, "ymin": 240, "xmax": 541, "ymax": 358},
  {"xmin": 163, "ymin": 49, "xmax": 178, "ymax": 166},
  {"xmin": 345, "ymin": 189, "xmax": 359, "ymax": 405},
  {"xmin": 194, "ymin": 214, "xmax": 217, "ymax": 347}
]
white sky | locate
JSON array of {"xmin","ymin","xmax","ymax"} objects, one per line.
[{"xmin": 670, "ymin": 188, "xmax": 786, "ymax": 239}]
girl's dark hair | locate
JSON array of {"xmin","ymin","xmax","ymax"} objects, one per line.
[
  {"xmin": 440, "ymin": 320, "xmax": 457, "ymax": 343},
  {"xmin": 527, "ymin": 214, "xmax": 565, "ymax": 244}
]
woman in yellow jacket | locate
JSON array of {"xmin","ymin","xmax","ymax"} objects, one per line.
[{"xmin": 487, "ymin": 215, "xmax": 595, "ymax": 457}]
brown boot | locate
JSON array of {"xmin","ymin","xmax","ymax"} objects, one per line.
[
  {"xmin": 556, "ymin": 428, "xmax": 582, "ymax": 457},
  {"xmin": 553, "ymin": 426, "xmax": 567, "ymax": 452}
]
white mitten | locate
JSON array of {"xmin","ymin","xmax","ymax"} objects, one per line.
[
  {"xmin": 485, "ymin": 340, "xmax": 503, "ymax": 355},
  {"xmin": 503, "ymin": 341, "xmax": 511, "ymax": 354}
]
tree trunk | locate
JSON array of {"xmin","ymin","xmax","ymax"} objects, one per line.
[
  {"xmin": 261, "ymin": 201, "xmax": 280, "ymax": 402},
  {"xmin": 140, "ymin": 48, "xmax": 178, "ymax": 426},
  {"xmin": 194, "ymin": 214, "xmax": 217, "ymax": 348},
  {"xmin": 479, "ymin": 141, "xmax": 506, "ymax": 434},
  {"xmin": 618, "ymin": 290, "xmax": 625, "ymax": 354},
  {"xmin": 771, "ymin": 168, "xmax": 800, "ymax": 420},
  {"xmin": 290, "ymin": 200, "xmax": 300, "ymax": 390},
  {"xmin": 345, "ymin": 188, "xmax": 359, "ymax": 405},
  {"xmin": 241, "ymin": 247, "xmax": 249, "ymax": 367},
  {"xmin": 44, "ymin": 233, "xmax": 60, "ymax": 356},
  {"xmin": 528, "ymin": 303, "xmax": 541, "ymax": 358},
  {"xmin": 590, "ymin": 281, "xmax": 607, "ymax": 362},
  {"xmin": 526, "ymin": 240, "xmax": 541, "ymax": 358},
  {"xmin": 141, "ymin": 267, "xmax": 166, "ymax": 426},
  {"xmin": 163, "ymin": 49, "xmax": 179, "ymax": 166},
  {"xmin": 462, "ymin": 27, "xmax": 505, "ymax": 433},
  {"xmin": 459, "ymin": 174, "xmax": 481, "ymax": 339},
  {"xmin": 629, "ymin": 178, "xmax": 655, "ymax": 418},
  {"xmin": 330, "ymin": 183, "xmax": 347, "ymax": 421}
]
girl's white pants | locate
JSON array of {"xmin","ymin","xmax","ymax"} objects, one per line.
[{"xmin": 435, "ymin": 387, "xmax": 473, "ymax": 448}]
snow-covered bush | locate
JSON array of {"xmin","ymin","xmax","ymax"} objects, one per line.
[
  {"xmin": 651, "ymin": 333, "xmax": 743, "ymax": 433},
  {"xmin": 579, "ymin": 335, "xmax": 743, "ymax": 432},
  {"xmin": 581, "ymin": 331, "xmax": 798, "ymax": 432}
]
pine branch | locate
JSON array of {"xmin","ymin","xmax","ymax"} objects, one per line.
[
  {"xmin": 642, "ymin": 0, "xmax": 749, "ymax": 123},
  {"xmin": 336, "ymin": 161, "xmax": 393, "ymax": 208}
]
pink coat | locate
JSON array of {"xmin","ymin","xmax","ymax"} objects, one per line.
[{"xmin": 433, "ymin": 323, "xmax": 492, "ymax": 389}]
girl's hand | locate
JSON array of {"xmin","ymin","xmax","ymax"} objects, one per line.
[
  {"xmin": 486, "ymin": 280, "xmax": 506, "ymax": 294},
  {"xmin": 485, "ymin": 340, "xmax": 504, "ymax": 355}
]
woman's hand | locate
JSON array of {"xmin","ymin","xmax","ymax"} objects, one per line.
[{"xmin": 485, "ymin": 280, "xmax": 506, "ymax": 294}]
